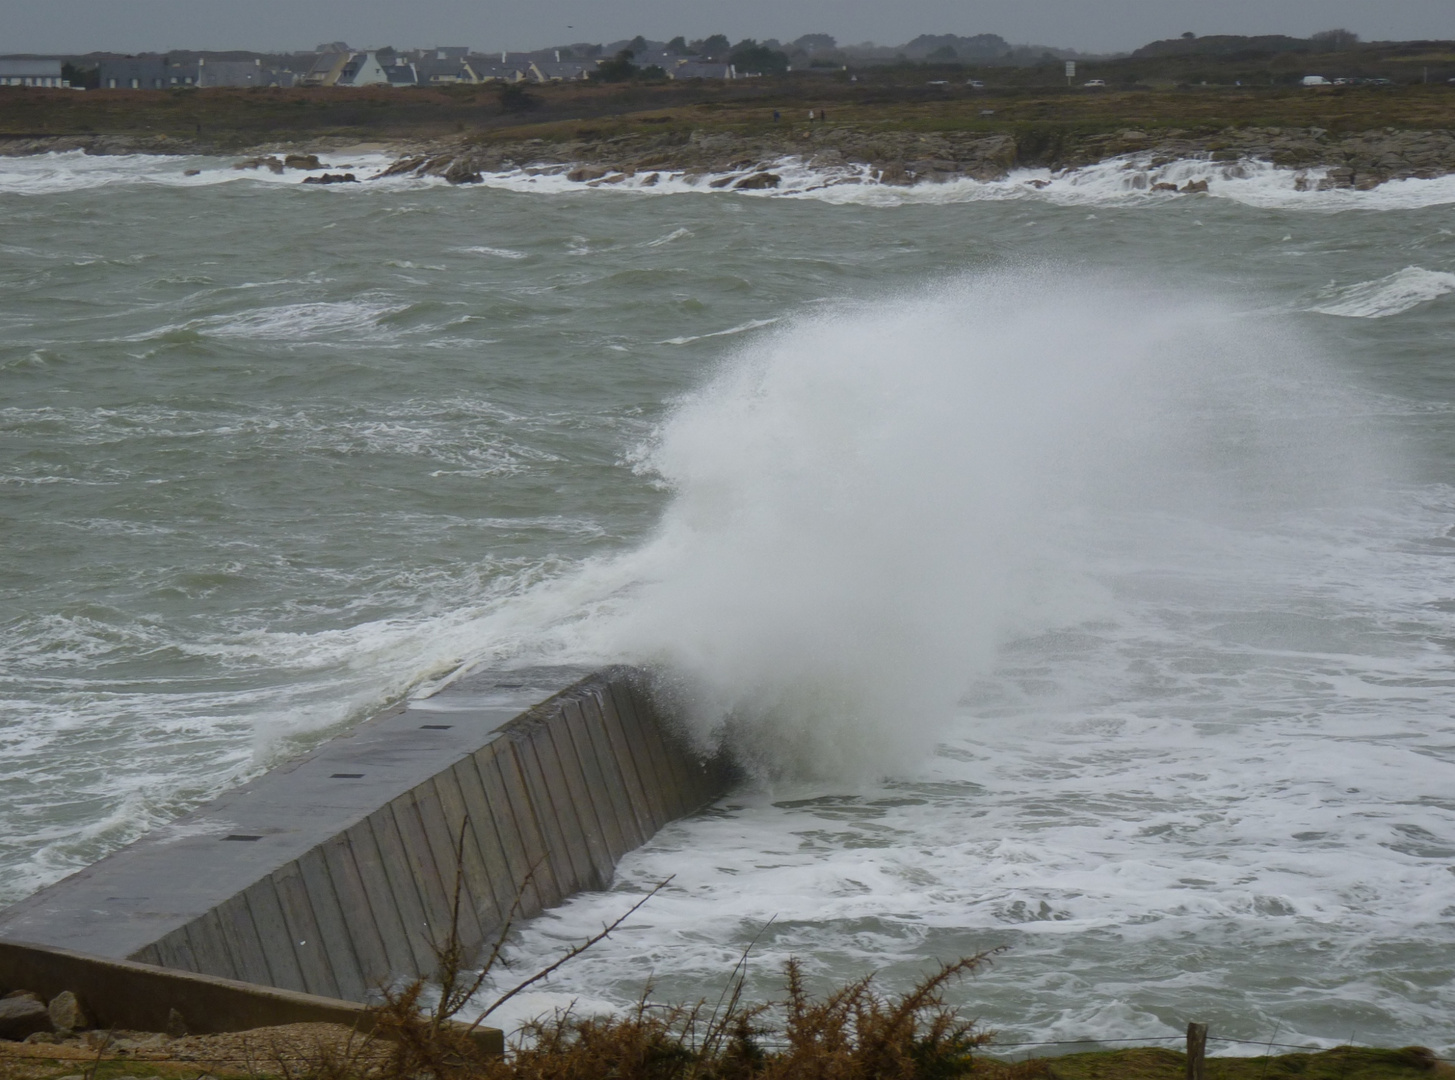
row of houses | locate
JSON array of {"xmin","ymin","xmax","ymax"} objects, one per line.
[
  {"xmin": 96, "ymin": 56, "xmax": 289, "ymax": 89},
  {"xmin": 0, "ymin": 48, "xmax": 737, "ymax": 90},
  {"xmin": 0, "ymin": 59, "xmax": 69, "ymax": 87},
  {"xmin": 300, "ymin": 49, "xmax": 736, "ymax": 86}
]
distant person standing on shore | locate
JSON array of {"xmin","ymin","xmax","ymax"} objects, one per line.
[{"xmin": 808, "ymin": 109, "xmax": 815, "ymax": 120}]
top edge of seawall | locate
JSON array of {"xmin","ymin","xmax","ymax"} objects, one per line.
[{"xmin": 0, "ymin": 663, "xmax": 626, "ymax": 958}]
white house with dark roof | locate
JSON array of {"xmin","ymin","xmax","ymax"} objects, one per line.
[
  {"xmin": 335, "ymin": 51, "xmax": 390, "ymax": 86},
  {"xmin": 0, "ymin": 59, "xmax": 66, "ymax": 87}
]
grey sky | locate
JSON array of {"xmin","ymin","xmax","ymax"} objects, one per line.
[{"xmin": 1, "ymin": 0, "xmax": 1448, "ymax": 56}]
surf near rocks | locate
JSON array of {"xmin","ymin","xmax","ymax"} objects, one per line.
[{"xmin": 377, "ymin": 124, "xmax": 1455, "ymax": 192}]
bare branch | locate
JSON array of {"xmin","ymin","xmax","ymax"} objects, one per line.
[{"xmin": 468, "ymin": 876, "xmax": 673, "ymax": 1031}]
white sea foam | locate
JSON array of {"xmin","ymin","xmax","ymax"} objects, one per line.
[
  {"xmin": 5, "ymin": 149, "xmax": 1455, "ymax": 212},
  {"xmin": 458, "ymin": 245, "xmax": 528, "ymax": 259},
  {"xmin": 0, "ymin": 149, "xmax": 397, "ymax": 195},
  {"xmin": 463, "ymin": 152, "xmax": 1455, "ymax": 212},
  {"xmin": 1312, "ymin": 267, "xmax": 1455, "ymax": 318}
]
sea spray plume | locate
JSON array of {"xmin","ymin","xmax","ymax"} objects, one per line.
[{"xmin": 556, "ymin": 272, "xmax": 1390, "ymax": 780}]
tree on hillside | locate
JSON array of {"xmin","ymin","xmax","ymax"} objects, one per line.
[
  {"xmin": 666, "ymin": 36, "xmax": 688, "ymax": 54},
  {"xmin": 692, "ymin": 34, "xmax": 731, "ymax": 59},
  {"xmin": 62, "ymin": 62, "xmax": 99, "ymax": 89},
  {"xmin": 628, "ymin": 35, "xmax": 649, "ymax": 53},
  {"xmin": 1310, "ymin": 28, "xmax": 1359, "ymax": 50},
  {"xmin": 793, "ymin": 33, "xmax": 837, "ymax": 53},
  {"xmin": 729, "ymin": 39, "xmax": 790, "ymax": 75},
  {"xmin": 592, "ymin": 49, "xmax": 638, "ymax": 81},
  {"xmin": 928, "ymin": 44, "xmax": 958, "ymax": 61}
]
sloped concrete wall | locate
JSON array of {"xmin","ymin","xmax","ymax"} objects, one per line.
[{"xmin": 0, "ymin": 668, "xmax": 732, "ymax": 1003}]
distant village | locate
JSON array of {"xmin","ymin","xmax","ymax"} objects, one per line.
[{"xmin": 0, "ymin": 33, "xmax": 1070, "ymax": 90}]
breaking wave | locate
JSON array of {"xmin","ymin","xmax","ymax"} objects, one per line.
[
  {"xmin": 520, "ymin": 271, "xmax": 1395, "ymax": 779},
  {"xmin": 1312, "ymin": 267, "xmax": 1455, "ymax": 318}
]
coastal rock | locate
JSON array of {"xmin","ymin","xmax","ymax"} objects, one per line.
[
  {"xmin": 376, "ymin": 155, "xmax": 427, "ymax": 179},
  {"xmin": 234, "ymin": 156, "xmax": 284, "ymax": 174},
  {"xmin": 443, "ymin": 161, "xmax": 483, "ymax": 185},
  {"xmin": 734, "ymin": 171, "xmax": 781, "ymax": 190},
  {"xmin": 1152, "ymin": 182, "xmax": 1180, "ymax": 192},
  {"xmin": 1179, "ymin": 179, "xmax": 1209, "ymax": 193},
  {"xmin": 301, "ymin": 173, "xmax": 357, "ymax": 185},
  {"xmin": 361, "ymin": 122, "xmax": 1455, "ymax": 197},
  {"xmin": 0, "ymin": 995, "xmax": 52, "ymax": 1041},
  {"xmin": 283, "ymin": 154, "xmax": 322, "ymax": 170},
  {"xmin": 47, "ymin": 991, "xmax": 89, "ymax": 1034}
]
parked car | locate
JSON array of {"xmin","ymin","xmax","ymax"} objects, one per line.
[
  {"xmin": 1083, "ymin": 78, "xmax": 1106, "ymax": 87},
  {"xmin": 966, "ymin": 79, "xmax": 985, "ymax": 89}
]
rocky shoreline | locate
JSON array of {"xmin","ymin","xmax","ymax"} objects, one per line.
[
  {"xmin": 386, "ymin": 125, "xmax": 1455, "ymax": 191},
  {"xmin": 4, "ymin": 125, "xmax": 1455, "ymax": 191}
]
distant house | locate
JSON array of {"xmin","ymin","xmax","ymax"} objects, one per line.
[
  {"xmin": 414, "ymin": 57, "xmax": 480, "ymax": 84},
  {"xmin": 472, "ymin": 58, "xmax": 529, "ymax": 83},
  {"xmin": 299, "ymin": 51, "xmax": 352, "ymax": 86},
  {"xmin": 0, "ymin": 59, "xmax": 67, "ymax": 87},
  {"xmin": 383, "ymin": 60, "xmax": 418, "ymax": 86},
  {"xmin": 528, "ymin": 59, "xmax": 593, "ymax": 82},
  {"xmin": 335, "ymin": 51, "xmax": 392, "ymax": 86},
  {"xmin": 668, "ymin": 61, "xmax": 737, "ymax": 80},
  {"xmin": 98, "ymin": 56, "xmax": 199, "ymax": 89},
  {"xmin": 197, "ymin": 58, "xmax": 274, "ymax": 88}
]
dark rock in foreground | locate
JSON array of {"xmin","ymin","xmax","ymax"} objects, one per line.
[{"xmin": 0, "ymin": 993, "xmax": 52, "ymax": 1041}]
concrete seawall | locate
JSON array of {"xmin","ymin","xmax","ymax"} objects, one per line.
[{"xmin": 0, "ymin": 666, "xmax": 732, "ymax": 1007}]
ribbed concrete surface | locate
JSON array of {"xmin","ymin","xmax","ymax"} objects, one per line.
[{"xmin": 0, "ymin": 666, "xmax": 732, "ymax": 1002}]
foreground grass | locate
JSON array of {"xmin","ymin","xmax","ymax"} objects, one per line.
[{"xmin": 4, "ymin": 1037, "xmax": 1448, "ymax": 1080}]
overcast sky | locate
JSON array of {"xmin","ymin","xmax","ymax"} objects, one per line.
[{"xmin": 0, "ymin": 0, "xmax": 1448, "ymax": 55}]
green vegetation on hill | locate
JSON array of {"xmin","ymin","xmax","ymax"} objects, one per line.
[{"xmin": 0, "ymin": 76, "xmax": 1453, "ymax": 155}]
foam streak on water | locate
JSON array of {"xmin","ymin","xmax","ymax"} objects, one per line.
[{"xmin": 3, "ymin": 151, "xmax": 1455, "ymax": 1055}]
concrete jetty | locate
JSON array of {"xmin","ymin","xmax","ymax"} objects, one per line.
[{"xmin": 0, "ymin": 665, "xmax": 733, "ymax": 1010}]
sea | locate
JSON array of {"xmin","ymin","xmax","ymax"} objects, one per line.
[{"xmin": 2, "ymin": 149, "xmax": 1454, "ymax": 1056}]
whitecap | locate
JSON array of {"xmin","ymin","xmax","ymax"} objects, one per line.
[
  {"xmin": 658, "ymin": 317, "xmax": 780, "ymax": 345},
  {"xmin": 458, "ymin": 245, "xmax": 528, "ymax": 260},
  {"xmin": 1311, "ymin": 267, "xmax": 1455, "ymax": 318}
]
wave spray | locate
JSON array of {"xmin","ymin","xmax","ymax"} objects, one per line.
[{"xmin": 552, "ymin": 272, "xmax": 1386, "ymax": 779}]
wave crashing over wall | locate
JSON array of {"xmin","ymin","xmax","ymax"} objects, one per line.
[{"xmin": 560, "ymin": 273, "xmax": 1392, "ymax": 779}]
